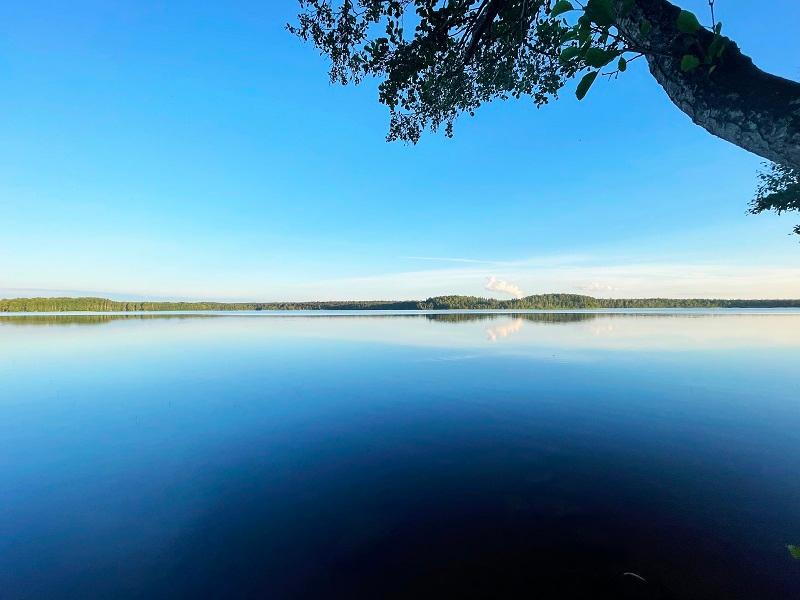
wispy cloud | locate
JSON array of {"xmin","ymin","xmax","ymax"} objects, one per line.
[
  {"xmin": 485, "ymin": 276, "xmax": 524, "ymax": 299},
  {"xmin": 402, "ymin": 256, "xmax": 501, "ymax": 265},
  {"xmin": 296, "ymin": 261, "xmax": 800, "ymax": 301},
  {"xmin": 7, "ymin": 256, "xmax": 800, "ymax": 302},
  {"xmin": 403, "ymin": 253, "xmax": 593, "ymax": 268},
  {"xmin": 578, "ymin": 282, "xmax": 617, "ymax": 294}
]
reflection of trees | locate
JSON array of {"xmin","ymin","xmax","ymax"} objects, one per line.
[
  {"xmin": 3, "ymin": 311, "xmax": 736, "ymax": 329},
  {"xmin": 425, "ymin": 313, "xmax": 601, "ymax": 325},
  {"xmin": 0, "ymin": 314, "xmax": 217, "ymax": 327},
  {"xmin": 2, "ymin": 312, "xmax": 608, "ymax": 327}
]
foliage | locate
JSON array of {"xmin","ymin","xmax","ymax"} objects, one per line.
[
  {"xmin": 290, "ymin": 0, "xmax": 576, "ymax": 143},
  {"xmin": 418, "ymin": 294, "xmax": 800, "ymax": 309},
  {"xmin": 289, "ymin": 1, "xmax": 797, "ymax": 230},
  {"xmin": 3, "ymin": 295, "xmax": 800, "ymax": 313},
  {"xmin": 749, "ymin": 163, "xmax": 800, "ymax": 236},
  {"xmin": 289, "ymin": 1, "xmax": 730, "ymax": 142},
  {"xmin": 788, "ymin": 545, "xmax": 800, "ymax": 560},
  {"xmin": 0, "ymin": 297, "xmax": 419, "ymax": 312}
]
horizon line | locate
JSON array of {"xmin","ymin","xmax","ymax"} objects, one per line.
[{"xmin": 4, "ymin": 293, "xmax": 800, "ymax": 303}]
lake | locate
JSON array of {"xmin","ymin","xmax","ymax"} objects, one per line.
[{"xmin": 1, "ymin": 310, "xmax": 800, "ymax": 598}]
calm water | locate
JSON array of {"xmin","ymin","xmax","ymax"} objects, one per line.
[{"xmin": 2, "ymin": 311, "xmax": 800, "ymax": 599}]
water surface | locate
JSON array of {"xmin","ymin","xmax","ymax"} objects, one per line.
[{"xmin": 2, "ymin": 311, "xmax": 800, "ymax": 598}]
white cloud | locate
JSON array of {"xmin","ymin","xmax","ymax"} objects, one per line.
[
  {"xmin": 485, "ymin": 276, "xmax": 525, "ymax": 299},
  {"xmin": 578, "ymin": 282, "xmax": 617, "ymax": 294},
  {"xmin": 6, "ymin": 253, "xmax": 800, "ymax": 301},
  {"xmin": 402, "ymin": 256, "xmax": 500, "ymax": 265},
  {"xmin": 290, "ymin": 260, "xmax": 800, "ymax": 301}
]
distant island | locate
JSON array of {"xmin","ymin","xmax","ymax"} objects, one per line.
[{"xmin": 2, "ymin": 295, "xmax": 800, "ymax": 312}]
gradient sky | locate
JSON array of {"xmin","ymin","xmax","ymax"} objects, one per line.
[{"xmin": 2, "ymin": 0, "xmax": 800, "ymax": 301}]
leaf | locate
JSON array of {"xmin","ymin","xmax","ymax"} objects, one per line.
[
  {"xmin": 618, "ymin": 56, "xmax": 627, "ymax": 72},
  {"xmin": 708, "ymin": 35, "xmax": 728, "ymax": 59},
  {"xmin": 562, "ymin": 27, "xmax": 579, "ymax": 42},
  {"xmin": 680, "ymin": 54, "xmax": 700, "ymax": 72},
  {"xmin": 788, "ymin": 545, "xmax": 800, "ymax": 560},
  {"xmin": 577, "ymin": 17, "xmax": 592, "ymax": 44},
  {"xmin": 714, "ymin": 21, "xmax": 723, "ymax": 34},
  {"xmin": 584, "ymin": 47, "xmax": 618, "ymax": 68},
  {"xmin": 585, "ymin": 0, "xmax": 615, "ymax": 27},
  {"xmin": 676, "ymin": 10, "xmax": 701, "ymax": 34},
  {"xmin": 639, "ymin": 19, "xmax": 652, "ymax": 37},
  {"xmin": 575, "ymin": 70, "xmax": 599, "ymax": 100},
  {"xmin": 619, "ymin": 0, "xmax": 635, "ymax": 18},
  {"xmin": 559, "ymin": 46, "xmax": 580, "ymax": 64},
  {"xmin": 551, "ymin": 1, "xmax": 574, "ymax": 18}
]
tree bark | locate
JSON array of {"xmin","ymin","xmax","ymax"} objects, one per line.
[{"xmin": 619, "ymin": 0, "xmax": 800, "ymax": 170}]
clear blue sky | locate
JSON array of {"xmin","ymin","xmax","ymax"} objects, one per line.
[{"xmin": 1, "ymin": 0, "xmax": 799, "ymax": 300}]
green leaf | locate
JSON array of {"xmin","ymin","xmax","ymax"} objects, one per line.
[
  {"xmin": 585, "ymin": 0, "xmax": 615, "ymax": 27},
  {"xmin": 618, "ymin": 56, "xmax": 627, "ymax": 72},
  {"xmin": 551, "ymin": 1, "xmax": 574, "ymax": 18},
  {"xmin": 714, "ymin": 21, "xmax": 723, "ymax": 34},
  {"xmin": 708, "ymin": 35, "xmax": 728, "ymax": 59},
  {"xmin": 584, "ymin": 47, "xmax": 618, "ymax": 67},
  {"xmin": 559, "ymin": 46, "xmax": 580, "ymax": 64},
  {"xmin": 561, "ymin": 27, "xmax": 579, "ymax": 42},
  {"xmin": 788, "ymin": 545, "xmax": 800, "ymax": 560},
  {"xmin": 639, "ymin": 19, "xmax": 652, "ymax": 37},
  {"xmin": 680, "ymin": 54, "xmax": 700, "ymax": 72},
  {"xmin": 676, "ymin": 10, "xmax": 701, "ymax": 34},
  {"xmin": 577, "ymin": 17, "xmax": 592, "ymax": 44},
  {"xmin": 575, "ymin": 70, "xmax": 599, "ymax": 100},
  {"xmin": 619, "ymin": 0, "xmax": 635, "ymax": 18}
]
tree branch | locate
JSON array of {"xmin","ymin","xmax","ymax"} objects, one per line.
[{"xmin": 619, "ymin": 0, "xmax": 800, "ymax": 170}]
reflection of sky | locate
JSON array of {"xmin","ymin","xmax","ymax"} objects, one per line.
[
  {"xmin": 3, "ymin": 312, "xmax": 800, "ymax": 359},
  {"xmin": 2, "ymin": 311, "xmax": 800, "ymax": 598}
]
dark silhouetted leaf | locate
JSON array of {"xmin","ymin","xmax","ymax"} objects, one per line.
[
  {"xmin": 677, "ymin": 10, "xmax": 701, "ymax": 34},
  {"xmin": 585, "ymin": 0, "xmax": 615, "ymax": 27},
  {"xmin": 551, "ymin": 1, "xmax": 574, "ymax": 18},
  {"xmin": 619, "ymin": 0, "xmax": 635, "ymax": 18},
  {"xmin": 576, "ymin": 70, "xmax": 598, "ymax": 100},
  {"xmin": 559, "ymin": 46, "xmax": 580, "ymax": 64},
  {"xmin": 585, "ymin": 47, "xmax": 618, "ymax": 67}
]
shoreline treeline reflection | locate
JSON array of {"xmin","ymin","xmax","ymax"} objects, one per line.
[{"xmin": 3, "ymin": 294, "xmax": 800, "ymax": 313}]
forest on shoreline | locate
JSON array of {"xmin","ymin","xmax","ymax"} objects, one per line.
[{"xmin": 3, "ymin": 295, "xmax": 800, "ymax": 313}]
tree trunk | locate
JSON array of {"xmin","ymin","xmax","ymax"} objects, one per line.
[{"xmin": 619, "ymin": 0, "xmax": 800, "ymax": 170}]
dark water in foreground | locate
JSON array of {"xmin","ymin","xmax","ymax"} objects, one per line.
[{"xmin": 2, "ymin": 311, "xmax": 800, "ymax": 599}]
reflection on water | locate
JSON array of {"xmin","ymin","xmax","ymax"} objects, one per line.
[
  {"xmin": 1, "ymin": 312, "xmax": 800, "ymax": 598},
  {"xmin": 4, "ymin": 311, "xmax": 800, "ymax": 353},
  {"xmin": 1, "ymin": 311, "xmax": 603, "ymax": 327},
  {"xmin": 0, "ymin": 314, "xmax": 216, "ymax": 326},
  {"xmin": 486, "ymin": 317, "xmax": 524, "ymax": 341},
  {"xmin": 424, "ymin": 312, "xmax": 600, "ymax": 324}
]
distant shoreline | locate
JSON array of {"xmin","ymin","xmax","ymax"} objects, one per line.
[{"xmin": 3, "ymin": 295, "xmax": 800, "ymax": 312}]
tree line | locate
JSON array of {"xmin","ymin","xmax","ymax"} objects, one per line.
[{"xmin": 2, "ymin": 295, "xmax": 800, "ymax": 313}]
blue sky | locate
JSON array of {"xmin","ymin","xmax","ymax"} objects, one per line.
[{"xmin": 1, "ymin": 0, "xmax": 799, "ymax": 301}]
